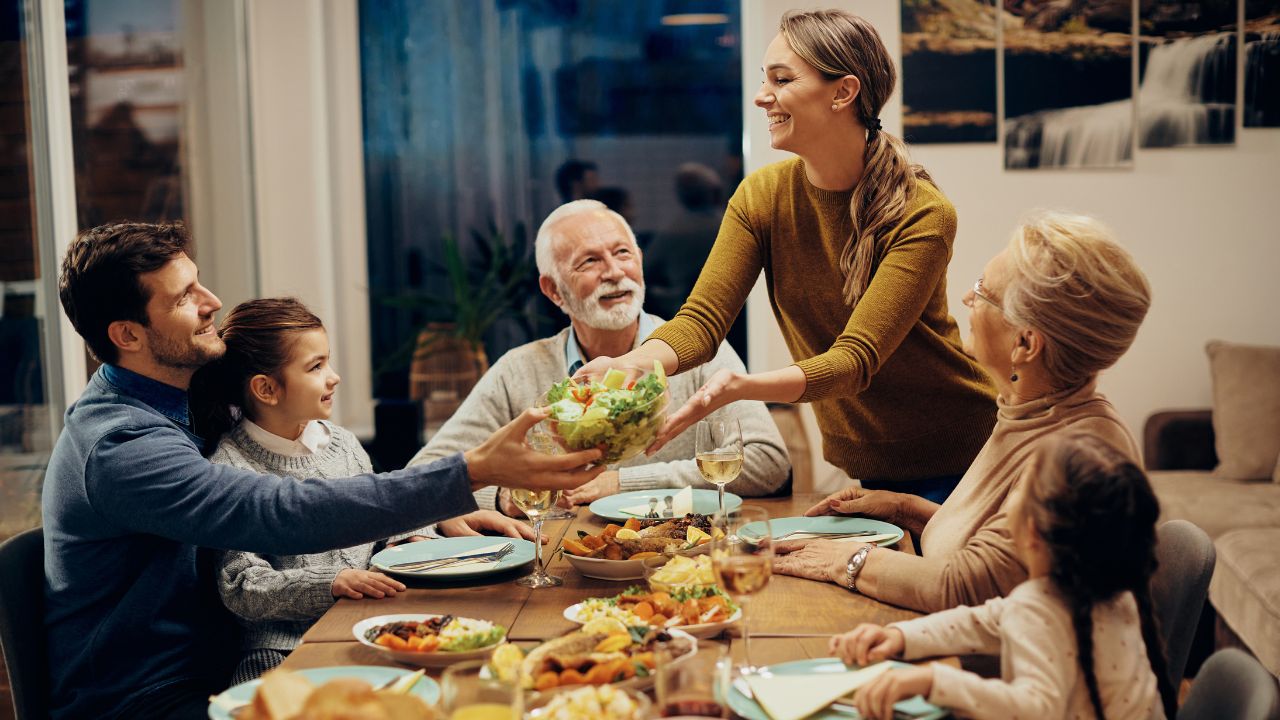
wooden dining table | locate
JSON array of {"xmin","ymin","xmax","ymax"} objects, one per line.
[{"xmin": 280, "ymin": 493, "xmax": 953, "ymax": 676}]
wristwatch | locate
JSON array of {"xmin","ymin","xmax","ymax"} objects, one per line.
[{"xmin": 844, "ymin": 545, "xmax": 873, "ymax": 592}]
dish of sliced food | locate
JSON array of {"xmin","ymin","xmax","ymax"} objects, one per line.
[
  {"xmin": 564, "ymin": 585, "xmax": 741, "ymax": 639},
  {"xmin": 353, "ymin": 614, "xmax": 506, "ymax": 667},
  {"xmin": 207, "ymin": 666, "xmax": 438, "ymax": 720},
  {"xmin": 563, "ymin": 515, "xmax": 720, "ymax": 561},
  {"xmin": 521, "ymin": 625, "xmax": 697, "ymax": 692},
  {"xmin": 525, "ymin": 683, "xmax": 650, "ymax": 720}
]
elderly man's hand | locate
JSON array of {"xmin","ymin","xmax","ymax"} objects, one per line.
[
  {"xmin": 572, "ymin": 355, "xmax": 647, "ymax": 385},
  {"xmin": 437, "ymin": 510, "xmax": 539, "ymax": 541},
  {"xmin": 773, "ymin": 539, "xmax": 865, "ymax": 585},
  {"xmin": 562, "ymin": 470, "xmax": 620, "ymax": 506},
  {"xmin": 464, "ymin": 408, "xmax": 604, "ymax": 491}
]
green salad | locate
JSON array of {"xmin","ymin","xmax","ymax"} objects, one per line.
[{"xmin": 544, "ymin": 363, "xmax": 668, "ymax": 464}]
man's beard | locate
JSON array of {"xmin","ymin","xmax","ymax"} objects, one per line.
[
  {"xmin": 559, "ymin": 278, "xmax": 645, "ymax": 331},
  {"xmin": 145, "ymin": 325, "xmax": 225, "ymax": 370}
]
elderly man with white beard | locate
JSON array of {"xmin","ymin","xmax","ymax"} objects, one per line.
[{"xmin": 409, "ymin": 200, "xmax": 790, "ymax": 512}]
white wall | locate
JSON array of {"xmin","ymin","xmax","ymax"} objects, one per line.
[
  {"xmin": 245, "ymin": 0, "xmax": 375, "ymax": 436},
  {"xmin": 743, "ymin": 0, "xmax": 1280, "ymax": 491}
]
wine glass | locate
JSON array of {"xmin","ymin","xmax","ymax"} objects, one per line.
[
  {"xmin": 441, "ymin": 659, "xmax": 521, "ymax": 720},
  {"xmin": 656, "ymin": 643, "xmax": 731, "ymax": 718},
  {"xmin": 711, "ymin": 506, "xmax": 772, "ymax": 673},
  {"xmin": 696, "ymin": 420, "xmax": 743, "ymax": 517},
  {"xmin": 514, "ymin": 428, "xmax": 564, "ymax": 588},
  {"xmin": 526, "ymin": 426, "xmax": 574, "ymax": 521}
]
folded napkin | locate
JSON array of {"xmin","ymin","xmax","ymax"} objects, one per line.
[
  {"xmin": 745, "ymin": 662, "xmax": 893, "ymax": 720},
  {"xmin": 408, "ymin": 542, "xmax": 510, "ymax": 576},
  {"xmin": 618, "ymin": 486, "xmax": 694, "ymax": 517}
]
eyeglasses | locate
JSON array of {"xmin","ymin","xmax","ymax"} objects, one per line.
[{"xmin": 968, "ymin": 278, "xmax": 1002, "ymax": 311}]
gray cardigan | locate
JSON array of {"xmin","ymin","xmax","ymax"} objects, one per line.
[
  {"xmin": 410, "ymin": 316, "xmax": 791, "ymax": 509},
  {"xmin": 211, "ymin": 421, "xmax": 431, "ymax": 652}
]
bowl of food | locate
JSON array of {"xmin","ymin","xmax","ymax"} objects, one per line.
[
  {"xmin": 561, "ymin": 516, "xmax": 719, "ymax": 581},
  {"xmin": 542, "ymin": 363, "xmax": 668, "ymax": 465},
  {"xmin": 564, "ymin": 585, "xmax": 741, "ymax": 640},
  {"xmin": 525, "ymin": 683, "xmax": 652, "ymax": 720},
  {"xmin": 354, "ymin": 614, "xmax": 507, "ymax": 667}
]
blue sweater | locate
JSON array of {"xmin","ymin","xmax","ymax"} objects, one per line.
[{"xmin": 42, "ymin": 365, "xmax": 478, "ymax": 719}]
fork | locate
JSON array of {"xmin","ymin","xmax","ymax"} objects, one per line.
[
  {"xmin": 389, "ymin": 543, "xmax": 515, "ymax": 572},
  {"xmin": 774, "ymin": 529, "xmax": 882, "ymax": 541}
]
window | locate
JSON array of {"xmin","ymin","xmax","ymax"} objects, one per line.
[{"xmin": 359, "ymin": 0, "xmax": 745, "ymax": 412}]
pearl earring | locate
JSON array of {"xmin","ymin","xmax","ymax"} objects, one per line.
[{"xmin": 832, "ymin": 103, "xmax": 838, "ymax": 111}]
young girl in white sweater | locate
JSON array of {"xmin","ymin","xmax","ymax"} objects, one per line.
[{"xmin": 831, "ymin": 433, "xmax": 1177, "ymax": 720}]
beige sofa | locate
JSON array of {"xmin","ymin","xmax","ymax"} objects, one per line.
[{"xmin": 1146, "ymin": 341, "xmax": 1280, "ymax": 678}]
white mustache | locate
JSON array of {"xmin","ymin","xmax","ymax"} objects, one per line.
[{"xmin": 592, "ymin": 279, "xmax": 642, "ymax": 303}]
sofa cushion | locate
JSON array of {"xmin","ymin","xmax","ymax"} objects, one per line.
[
  {"xmin": 1150, "ymin": 470, "xmax": 1280, "ymax": 540},
  {"xmin": 1206, "ymin": 340, "xmax": 1280, "ymax": 480},
  {"xmin": 1209, "ymin": 529, "xmax": 1280, "ymax": 676}
]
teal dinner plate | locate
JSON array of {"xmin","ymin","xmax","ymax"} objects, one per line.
[
  {"xmin": 589, "ymin": 488, "xmax": 742, "ymax": 521},
  {"xmin": 370, "ymin": 536, "xmax": 535, "ymax": 580},
  {"xmin": 743, "ymin": 516, "xmax": 905, "ymax": 548},
  {"xmin": 208, "ymin": 666, "xmax": 440, "ymax": 719},
  {"xmin": 726, "ymin": 658, "xmax": 949, "ymax": 720}
]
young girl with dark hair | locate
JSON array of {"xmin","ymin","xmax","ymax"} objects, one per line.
[
  {"xmin": 190, "ymin": 297, "xmax": 428, "ymax": 683},
  {"xmin": 829, "ymin": 432, "xmax": 1176, "ymax": 720}
]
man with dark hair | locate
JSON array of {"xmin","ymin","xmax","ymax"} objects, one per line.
[
  {"xmin": 553, "ymin": 158, "xmax": 598, "ymax": 202},
  {"xmin": 44, "ymin": 222, "xmax": 603, "ymax": 719}
]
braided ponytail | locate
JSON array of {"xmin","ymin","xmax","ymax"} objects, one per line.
[
  {"xmin": 780, "ymin": 9, "xmax": 933, "ymax": 307},
  {"xmin": 1068, "ymin": 595, "xmax": 1107, "ymax": 719}
]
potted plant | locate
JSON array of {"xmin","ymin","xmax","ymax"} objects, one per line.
[{"xmin": 382, "ymin": 222, "xmax": 541, "ymax": 406}]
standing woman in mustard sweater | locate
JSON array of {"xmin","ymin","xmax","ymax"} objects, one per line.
[{"xmin": 577, "ymin": 9, "xmax": 996, "ymax": 501}]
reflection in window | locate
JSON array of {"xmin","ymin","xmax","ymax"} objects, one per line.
[
  {"xmin": 0, "ymin": 0, "xmax": 51, "ymax": 539},
  {"xmin": 66, "ymin": 0, "xmax": 188, "ymax": 229},
  {"xmin": 359, "ymin": 0, "xmax": 745, "ymax": 411}
]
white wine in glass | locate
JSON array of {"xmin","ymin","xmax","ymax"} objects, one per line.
[
  {"xmin": 711, "ymin": 506, "xmax": 772, "ymax": 673},
  {"xmin": 516, "ymin": 427, "xmax": 565, "ymax": 588},
  {"xmin": 696, "ymin": 419, "xmax": 743, "ymax": 516},
  {"xmin": 513, "ymin": 487, "xmax": 563, "ymax": 588}
]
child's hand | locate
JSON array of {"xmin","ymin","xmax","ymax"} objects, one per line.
[
  {"xmin": 331, "ymin": 569, "xmax": 406, "ymax": 600},
  {"xmin": 853, "ymin": 665, "xmax": 934, "ymax": 720},
  {"xmin": 829, "ymin": 624, "xmax": 905, "ymax": 666}
]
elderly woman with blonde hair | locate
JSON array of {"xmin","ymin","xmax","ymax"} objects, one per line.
[{"xmin": 774, "ymin": 210, "xmax": 1152, "ymax": 613}]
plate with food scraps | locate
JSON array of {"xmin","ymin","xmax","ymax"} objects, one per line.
[
  {"xmin": 207, "ymin": 666, "xmax": 439, "ymax": 720},
  {"xmin": 353, "ymin": 614, "xmax": 507, "ymax": 667},
  {"xmin": 370, "ymin": 536, "xmax": 535, "ymax": 580},
  {"xmin": 564, "ymin": 585, "xmax": 741, "ymax": 639}
]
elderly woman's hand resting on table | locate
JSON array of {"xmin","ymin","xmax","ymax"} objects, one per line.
[{"xmin": 804, "ymin": 486, "xmax": 905, "ymax": 522}]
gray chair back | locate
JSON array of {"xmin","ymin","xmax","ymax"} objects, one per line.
[
  {"xmin": 0, "ymin": 527, "xmax": 48, "ymax": 720},
  {"xmin": 1179, "ymin": 648, "xmax": 1280, "ymax": 720},
  {"xmin": 1151, "ymin": 519, "xmax": 1215, "ymax": 688}
]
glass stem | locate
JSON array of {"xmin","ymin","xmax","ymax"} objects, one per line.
[
  {"xmin": 718, "ymin": 484, "xmax": 725, "ymax": 515},
  {"xmin": 532, "ymin": 517, "xmax": 544, "ymax": 575}
]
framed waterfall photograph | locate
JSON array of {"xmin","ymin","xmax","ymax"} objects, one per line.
[
  {"xmin": 1245, "ymin": 0, "xmax": 1280, "ymax": 127},
  {"xmin": 900, "ymin": 0, "xmax": 998, "ymax": 143},
  {"xmin": 1138, "ymin": 0, "xmax": 1237, "ymax": 147},
  {"xmin": 1003, "ymin": 0, "xmax": 1135, "ymax": 169}
]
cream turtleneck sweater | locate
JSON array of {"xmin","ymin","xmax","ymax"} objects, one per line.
[{"xmin": 867, "ymin": 381, "xmax": 1140, "ymax": 613}]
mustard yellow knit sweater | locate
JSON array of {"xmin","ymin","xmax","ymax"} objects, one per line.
[{"xmin": 649, "ymin": 158, "xmax": 997, "ymax": 481}]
